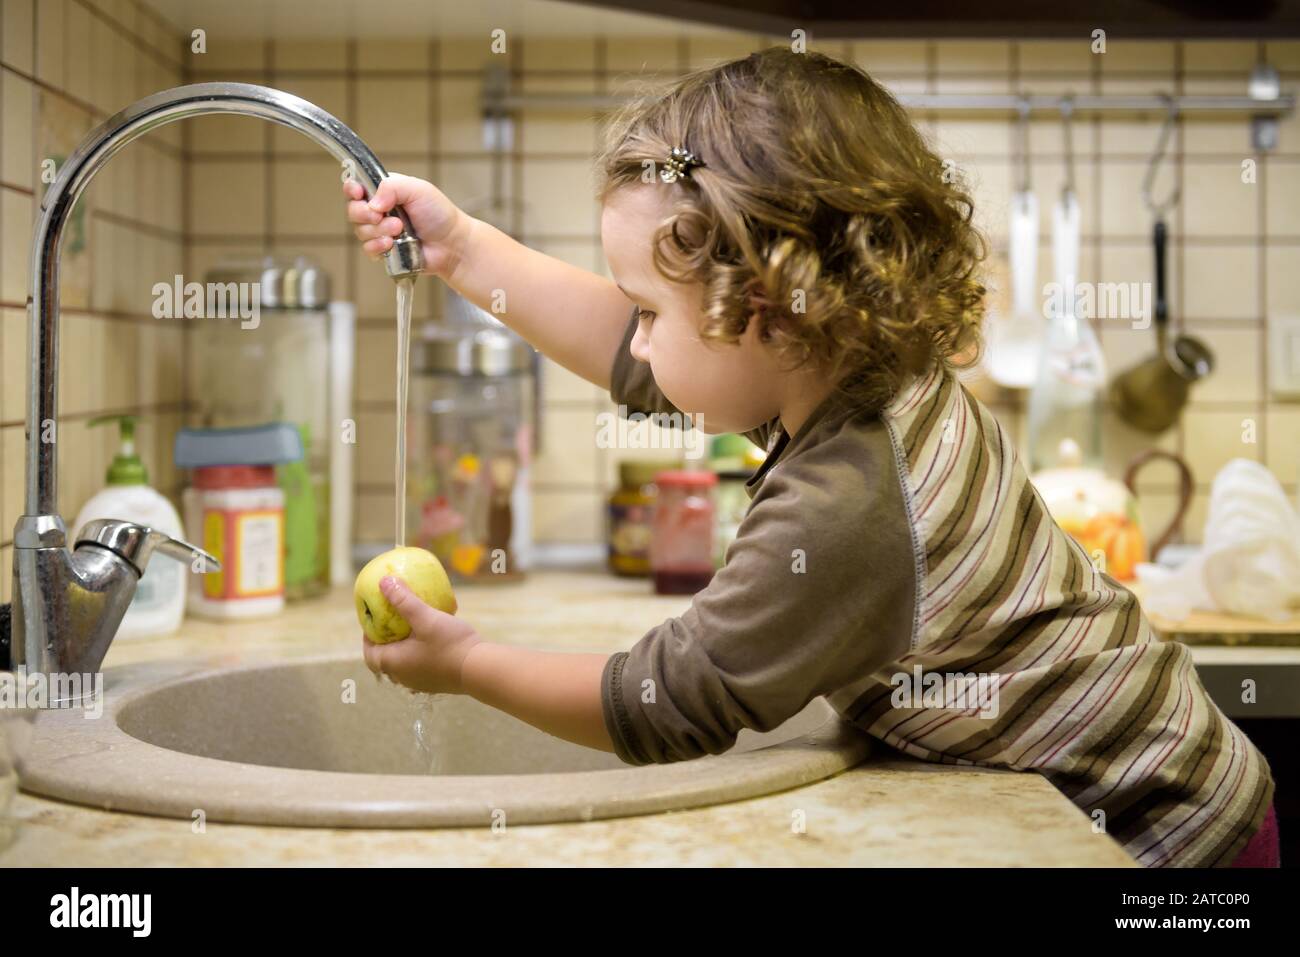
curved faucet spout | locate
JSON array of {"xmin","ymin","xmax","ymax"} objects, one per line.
[
  {"xmin": 11, "ymin": 83, "xmax": 423, "ymax": 684},
  {"xmin": 26, "ymin": 82, "xmax": 423, "ymax": 522}
]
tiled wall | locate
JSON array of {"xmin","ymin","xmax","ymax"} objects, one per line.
[
  {"xmin": 5, "ymin": 10, "xmax": 1299, "ymax": 574},
  {"xmin": 0, "ymin": 0, "xmax": 184, "ymax": 601}
]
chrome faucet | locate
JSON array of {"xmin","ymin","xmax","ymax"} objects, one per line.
[{"xmin": 8, "ymin": 83, "xmax": 424, "ymax": 696}]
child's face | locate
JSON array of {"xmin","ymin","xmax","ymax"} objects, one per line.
[{"xmin": 601, "ymin": 185, "xmax": 784, "ymax": 434}]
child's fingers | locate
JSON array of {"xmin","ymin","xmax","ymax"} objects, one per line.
[
  {"xmin": 363, "ymin": 236, "xmax": 392, "ymax": 257},
  {"xmin": 352, "ymin": 218, "xmax": 403, "ymax": 243},
  {"xmin": 360, "ymin": 217, "xmax": 404, "ymax": 238},
  {"xmin": 380, "ymin": 575, "xmax": 454, "ymax": 635},
  {"xmin": 346, "ymin": 198, "xmax": 382, "ymax": 226},
  {"xmin": 366, "ymin": 173, "xmax": 424, "ymax": 216},
  {"xmin": 361, "ymin": 634, "xmax": 386, "ymax": 676},
  {"xmin": 342, "ymin": 179, "xmax": 365, "ymax": 201}
]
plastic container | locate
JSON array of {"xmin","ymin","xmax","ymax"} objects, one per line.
[
  {"xmin": 183, "ymin": 465, "xmax": 286, "ymax": 619},
  {"xmin": 651, "ymin": 471, "xmax": 717, "ymax": 595},
  {"xmin": 71, "ymin": 415, "xmax": 186, "ymax": 639}
]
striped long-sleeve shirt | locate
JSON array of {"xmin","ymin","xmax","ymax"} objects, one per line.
[{"xmin": 601, "ymin": 313, "xmax": 1274, "ymax": 867}]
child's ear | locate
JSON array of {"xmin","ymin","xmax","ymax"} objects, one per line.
[{"xmin": 745, "ymin": 293, "xmax": 773, "ymax": 343}]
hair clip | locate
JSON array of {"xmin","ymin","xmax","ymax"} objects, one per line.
[{"xmin": 661, "ymin": 146, "xmax": 704, "ymax": 184}]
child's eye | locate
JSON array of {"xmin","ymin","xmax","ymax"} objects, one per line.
[{"xmin": 635, "ymin": 308, "xmax": 656, "ymax": 323}]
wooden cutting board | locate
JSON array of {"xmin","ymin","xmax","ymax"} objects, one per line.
[{"xmin": 1129, "ymin": 583, "xmax": 1300, "ymax": 646}]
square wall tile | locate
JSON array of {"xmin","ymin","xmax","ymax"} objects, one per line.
[
  {"xmin": 849, "ymin": 41, "xmax": 927, "ymax": 75},
  {"xmin": 1265, "ymin": 407, "xmax": 1300, "ymax": 488},
  {"xmin": 532, "ymin": 488, "xmax": 601, "ymax": 544},
  {"xmin": 188, "ymin": 113, "xmax": 266, "ymax": 155},
  {"xmin": 521, "ymin": 37, "xmax": 595, "ymax": 72},
  {"xmin": 2, "ymin": 426, "xmax": 23, "ymax": 532},
  {"xmin": 1182, "ymin": 41, "xmax": 1258, "ymax": 73},
  {"xmin": 520, "ymin": 158, "xmax": 598, "ymax": 237},
  {"xmin": 3, "ymin": 0, "xmax": 34, "ymax": 74},
  {"xmin": 1183, "ymin": 160, "xmax": 1259, "ymax": 238},
  {"xmin": 2, "ymin": 71, "xmax": 33, "ymax": 191},
  {"xmin": 356, "ymin": 325, "xmax": 397, "ymax": 403},
  {"xmin": 35, "ymin": 0, "xmax": 64, "ymax": 86},
  {"xmin": 2, "ymin": 307, "xmax": 25, "ymax": 423},
  {"xmin": 1097, "ymin": 40, "xmax": 1175, "ymax": 74},
  {"xmin": 186, "ymin": 37, "xmax": 267, "ymax": 74},
  {"xmin": 1017, "ymin": 40, "xmax": 1095, "ymax": 74},
  {"xmin": 934, "ymin": 40, "xmax": 1009, "ymax": 73},
  {"xmin": 357, "ymin": 39, "xmax": 428, "ymax": 72},
  {"xmin": 273, "ymin": 39, "xmax": 347, "ymax": 72},
  {"xmin": 1265, "ymin": 245, "xmax": 1300, "ymax": 328},
  {"xmin": 1182, "ymin": 408, "xmax": 1264, "ymax": 482},
  {"xmin": 541, "ymin": 356, "xmax": 601, "ymax": 404},
  {"xmin": 437, "ymin": 36, "xmax": 506, "ymax": 73},
  {"xmin": 65, "ymin": 0, "xmax": 93, "ymax": 104},
  {"xmin": 188, "ymin": 158, "xmax": 266, "ymax": 237},
  {"xmin": 272, "ymin": 158, "xmax": 347, "ymax": 237},
  {"xmin": 355, "ymin": 489, "xmax": 395, "ymax": 542},
  {"xmin": 1182, "ymin": 245, "xmax": 1258, "ymax": 321},
  {"xmin": 684, "ymin": 35, "xmax": 760, "ymax": 71},
  {"xmin": 438, "ymin": 77, "xmax": 483, "ymax": 152},
  {"xmin": 1183, "ymin": 326, "xmax": 1263, "ymax": 404},
  {"xmin": 1265, "ymin": 160, "xmax": 1300, "ymax": 237},
  {"xmin": 606, "ymin": 37, "xmax": 681, "ymax": 73},
  {"xmin": 1, "ymin": 188, "xmax": 34, "ymax": 304},
  {"xmin": 356, "ymin": 78, "xmax": 431, "ymax": 154},
  {"xmin": 519, "ymin": 76, "xmax": 598, "ymax": 154},
  {"xmin": 532, "ymin": 406, "xmax": 600, "ymax": 487},
  {"xmin": 355, "ymin": 408, "xmax": 396, "ymax": 486}
]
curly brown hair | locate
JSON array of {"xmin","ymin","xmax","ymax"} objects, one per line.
[{"xmin": 596, "ymin": 47, "xmax": 987, "ymax": 410}]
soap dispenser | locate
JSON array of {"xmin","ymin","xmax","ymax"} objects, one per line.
[{"xmin": 71, "ymin": 415, "xmax": 187, "ymax": 639}]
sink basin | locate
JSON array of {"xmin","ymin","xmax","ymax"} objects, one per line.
[{"xmin": 19, "ymin": 652, "xmax": 872, "ymax": 827}]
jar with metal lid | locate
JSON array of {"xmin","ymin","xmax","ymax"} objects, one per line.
[
  {"xmin": 189, "ymin": 255, "xmax": 342, "ymax": 599},
  {"xmin": 651, "ymin": 470, "xmax": 717, "ymax": 595},
  {"xmin": 608, "ymin": 459, "xmax": 680, "ymax": 577},
  {"xmin": 408, "ymin": 290, "xmax": 537, "ymax": 581}
]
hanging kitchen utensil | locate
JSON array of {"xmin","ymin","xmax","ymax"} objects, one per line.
[
  {"xmin": 1052, "ymin": 97, "xmax": 1081, "ymax": 296},
  {"xmin": 1109, "ymin": 100, "xmax": 1215, "ymax": 434},
  {"xmin": 1027, "ymin": 97, "xmax": 1107, "ymax": 470},
  {"xmin": 986, "ymin": 100, "xmax": 1043, "ymax": 389}
]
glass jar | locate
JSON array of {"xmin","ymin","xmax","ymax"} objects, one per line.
[
  {"xmin": 651, "ymin": 471, "xmax": 717, "ymax": 595},
  {"xmin": 407, "ymin": 294, "xmax": 536, "ymax": 582},
  {"xmin": 608, "ymin": 459, "xmax": 679, "ymax": 576},
  {"xmin": 190, "ymin": 256, "xmax": 335, "ymax": 599}
]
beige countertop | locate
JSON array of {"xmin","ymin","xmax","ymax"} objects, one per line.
[{"xmin": 3, "ymin": 570, "xmax": 1143, "ymax": 866}]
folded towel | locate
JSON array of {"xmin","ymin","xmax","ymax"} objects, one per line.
[{"xmin": 1136, "ymin": 459, "xmax": 1300, "ymax": 621}]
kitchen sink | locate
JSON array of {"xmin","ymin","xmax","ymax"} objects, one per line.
[{"xmin": 18, "ymin": 653, "xmax": 872, "ymax": 827}]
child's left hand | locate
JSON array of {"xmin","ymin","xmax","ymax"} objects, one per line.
[{"xmin": 361, "ymin": 576, "xmax": 482, "ymax": 695}]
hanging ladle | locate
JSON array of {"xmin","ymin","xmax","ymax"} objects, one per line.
[{"xmin": 1109, "ymin": 98, "xmax": 1214, "ymax": 434}]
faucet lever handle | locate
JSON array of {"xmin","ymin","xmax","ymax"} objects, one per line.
[{"xmin": 75, "ymin": 518, "xmax": 222, "ymax": 576}]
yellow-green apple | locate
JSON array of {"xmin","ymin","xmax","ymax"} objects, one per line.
[{"xmin": 354, "ymin": 547, "xmax": 457, "ymax": 643}]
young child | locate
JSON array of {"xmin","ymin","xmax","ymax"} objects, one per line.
[{"xmin": 344, "ymin": 48, "xmax": 1276, "ymax": 868}]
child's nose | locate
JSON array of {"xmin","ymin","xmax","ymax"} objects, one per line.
[{"xmin": 629, "ymin": 322, "xmax": 651, "ymax": 363}]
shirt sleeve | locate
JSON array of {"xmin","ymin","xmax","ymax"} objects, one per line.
[
  {"xmin": 607, "ymin": 309, "xmax": 777, "ymax": 452},
  {"xmin": 600, "ymin": 416, "xmax": 918, "ymax": 765}
]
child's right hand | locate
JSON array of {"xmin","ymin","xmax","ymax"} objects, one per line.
[{"xmin": 343, "ymin": 172, "xmax": 472, "ymax": 281}]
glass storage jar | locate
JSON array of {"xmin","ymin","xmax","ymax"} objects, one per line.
[{"xmin": 651, "ymin": 471, "xmax": 717, "ymax": 595}]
